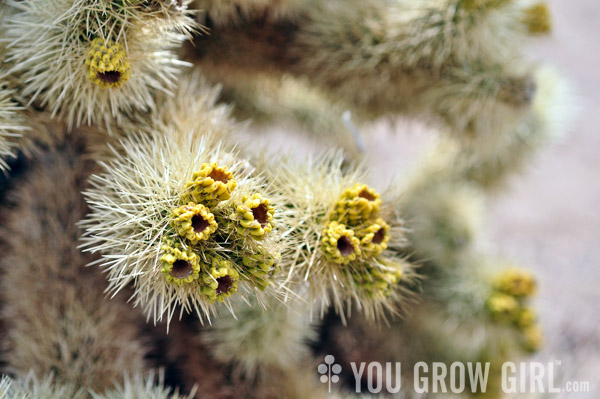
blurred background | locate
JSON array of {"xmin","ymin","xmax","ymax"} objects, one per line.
[
  {"xmin": 250, "ymin": 0, "xmax": 599, "ymax": 396},
  {"xmin": 487, "ymin": 0, "xmax": 599, "ymax": 394}
]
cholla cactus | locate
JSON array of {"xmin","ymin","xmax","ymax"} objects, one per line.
[
  {"xmin": 0, "ymin": 377, "xmax": 9, "ymax": 398},
  {"xmin": 270, "ymin": 152, "xmax": 412, "ymax": 320},
  {"xmin": 396, "ymin": 137, "xmax": 546, "ymax": 362},
  {"xmin": 91, "ymin": 371, "xmax": 194, "ymax": 399},
  {"xmin": 433, "ymin": 258, "xmax": 543, "ymax": 356},
  {"xmin": 191, "ymin": 0, "xmax": 549, "ymax": 145},
  {"xmin": 290, "ymin": 0, "xmax": 531, "ymax": 76},
  {"xmin": 214, "ymin": 75, "xmax": 361, "ymax": 156},
  {"xmin": 402, "ymin": 181, "xmax": 485, "ymax": 266},
  {"xmin": 139, "ymin": 71, "xmax": 235, "ymax": 138},
  {"xmin": 2, "ymin": 0, "xmax": 195, "ymax": 128},
  {"xmin": 521, "ymin": 324, "xmax": 544, "ymax": 352},
  {"xmin": 140, "ymin": 0, "xmax": 196, "ymax": 31},
  {"xmin": 0, "ymin": 144, "xmax": 147, "ymax": 393},
  {"xmin": 358, "ymin": 256, "xmax": 545, "ymax": 396},
  {"xmin": 424, "ymin": 66, "xmax": 573, "ymax": 191},
  {"xmin": 81, "ymin": 105, "xmax": 285, "ymax": 324},
  {"xmin": 0, "ymin": 0, "xmax": 573, "ymax": 396},
  {"xmin": 202, "ymin": 296, "xmax": 316, "ymax": 378},
  {"xmin": 396, "ymin": 67, "xmax": 570, "ymax": 278},
  {"xmin": 486, "ymin": 267, "xmax": 542, "ymax": 352}
]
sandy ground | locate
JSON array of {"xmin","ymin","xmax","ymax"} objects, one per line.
[{"xmin": 251, "ymin": 0, "xmax": 599, "ymax": 396}]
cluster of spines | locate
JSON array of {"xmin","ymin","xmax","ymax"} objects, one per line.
[
  {"xmin": 0, "ymin": 82, "xmax": 27, "ymax": 170},
  {"xmin": 486, "ymin": 268, "xmax": 542, "ymax": 351},
  {"xmin": 0, "ymin": 371, "xmax": 193, "ymax": 399},
  {"xmin": 201, "ymin": 296, "xmax": 316, "ymax": 379},
  {"xmin": 1, "ymin": 0, "xmax": 196, "ymax": 128},
  {"xmin": 189, "ymin": 0, "xmax": 554, "ymax": 153},
  {"xmin": 159, "ymin": 162, "xmax": 278, "ymax": 304},
  {"xmin": 0, "ymin": 374, "xmax": 82, "ymax": 399},
  {"xmin": 0, "ymin": 141, "xmax": 148, "ymax": 393}
]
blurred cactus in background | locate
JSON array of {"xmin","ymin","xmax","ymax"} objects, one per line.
[{"xmin": 0, "ymin": 0, "xmax": 576, "ymax": 398}]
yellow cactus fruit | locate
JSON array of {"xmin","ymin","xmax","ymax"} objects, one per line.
[
  {"xmin": 184, "ymin": 163, "xmax": 237, "ymax": 206},
  {"xmin": 170, "ymin": 203, "xmax": 218, "ymax": 244},
  {"xmin": 331, "ymin": 184, "xmax": 381, "ymax": 224},
  {"xmin": 516, "ymin": 307, "xmax": 536, "ymax": 329},
  {"xmin": 523, "ymin": 3, "xmax": 552, "ymax": 35},
  {"xmin": 241, "ymin": 248, "xmax": 280, "ymax": 290},
  {"xmin": 160, "ymin": 244, "xmax": 201, "ymax": 286},
  {"xmin": 200, "ymin": 257, "xmax": 240, "ymax": 303},
  {"xmin": 494, "ymin": 268, "xmax": 537, "ymax": 297},
  {"xmin": 85, "ymin": 38, "xmax": 131, "ymax": 89},
  {"xmin": 523, "ymin": 324, "xmax": 544, "ymax": 352},
  {"xmin": 235, "ymin": 194, "xmax": 275, "ymax": 239},
  {"xmin": 321, "ymin": 221, "xmax": 361, "ymax": 264},
  {"xmin": 487, "ymin": 292, "xmax": 520, "ymax": 322},
  {"xmin": 357, "ymin": 218, "xmax": 391, "ymax": 257},
  {"xmin": 354, "ymin": 265, "xmax": 403, "ymax": 299}
]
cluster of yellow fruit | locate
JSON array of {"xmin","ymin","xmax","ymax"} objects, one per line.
[
  {"xmin": 486, "ymin": 268, "xmax": 543, "ymax": 351},
  {"xmin": 159, "ymin": 163, "xmax": 278, "ymax": 303},
  {"xmin": 321, "ymin": 184, "xmax": 402, "ymax": 298}
]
